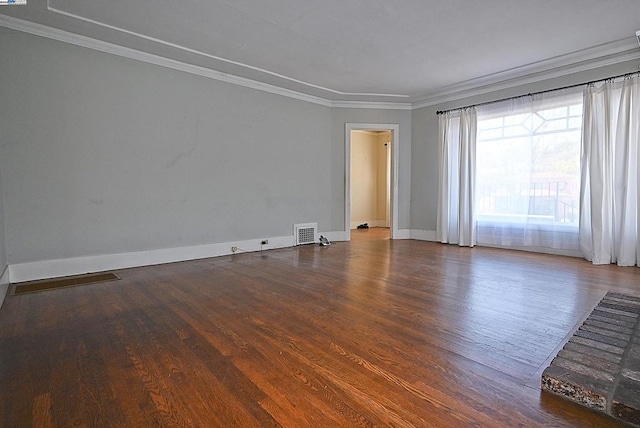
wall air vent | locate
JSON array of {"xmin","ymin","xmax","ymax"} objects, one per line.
[{"xmin": 294, "ymin": 223, "xmax": 317, "ymax": 245}]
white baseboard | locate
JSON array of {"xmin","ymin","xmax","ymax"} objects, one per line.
[
  {"xmin": 394, "ymin": 229, "xmax": 411, "ymax": 239},
  {"xmin": 410, "ymin": 229, "xmax": 438, "ymax": 241},
  {"xmin": 322, "ymin": 231, "xmax": 347, "ymax": 242},
  {"xmin": 9, "ymin": 234, "xmax": 296, "ymax": 283},
  {"xmin": 0, "ymin": 265, "xmax": 9, "ymax": 309},
  {"xmin": 478, "ymin": 243, "xmax": 582, "ymax": 259},
  {"xmin": 6, "ymin": 228, "xmax": 375, "ymax": 284}
]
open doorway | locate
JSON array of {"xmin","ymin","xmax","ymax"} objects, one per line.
[
  {"xmin": 345, "ymin": 123, "xmax": 399, "ymax": 241},
  {"xmin": 350, "ymin": 130, "xmax": 391, "ymax": 238}
]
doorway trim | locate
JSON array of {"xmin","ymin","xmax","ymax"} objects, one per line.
[{"xmin": 345, "ymin": 123, "xmax": 399, "ymax": 241}]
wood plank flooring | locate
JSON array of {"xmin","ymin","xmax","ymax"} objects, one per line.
[{"xmin": 1, "ymin": 228, "xmax": 639, "ymax": 427}]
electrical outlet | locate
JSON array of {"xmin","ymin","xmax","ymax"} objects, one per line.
[
  {"xmin": 231, "ymin": 246, "xmax": 238, "ymax": 253},
  {"xmin": 261, "ymin": 240, "xmax": 268, "ymax": 245}
]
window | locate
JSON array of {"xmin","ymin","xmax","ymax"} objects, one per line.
[
  {"xmin": 475, "ymin": 91, "xmax": 583, "ymax": 252},
  {"xmin": 438, "ymin": 76, "xmax": 640, "ymax": 262}
]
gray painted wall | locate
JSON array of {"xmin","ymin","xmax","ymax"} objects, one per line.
[
  {"xmin": 410, "ymin": 59, "xmax": 640, "ymax": 233},
  {"xmin": 0, "ymin": 25, "xmax": 635, "ymax": 268},
  {"xmin": 0, "ymin": 160, "xmax": 6, "ymax": 272},
  {"xmin": 0, "ymin": 29, "xmax": 339, "ymax": 264},
  {"xmin": 0, "ymin": 159, "xmax": 6, "ymax": 307}
]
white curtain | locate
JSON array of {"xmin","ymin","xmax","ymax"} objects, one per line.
[
  {"xmin": 437, "ymin": 108, "xmax": 477, "ymax": 246},
  {"xmin": 474, "ymin": 89, "xmax": 583, "ymax": 255},
  {"xmin": 580, "ymin": 76, "xmax": 640, "ymax": 266}
]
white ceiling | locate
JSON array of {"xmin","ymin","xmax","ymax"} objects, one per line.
[{"xmin": 2, "ymin": 0, "xmax": 640, "ymax": 105}]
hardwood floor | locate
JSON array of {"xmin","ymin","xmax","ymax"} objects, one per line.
[{"xmin": 1, "ymin": 228, "xmax": 639, "ymax": 427}]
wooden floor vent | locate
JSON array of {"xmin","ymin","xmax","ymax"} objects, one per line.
[{"xmin": 12, "ymin": 272, "xmax": 120, "ymax": 295}]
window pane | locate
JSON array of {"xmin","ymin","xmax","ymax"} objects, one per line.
[
  {"xmin": 476, "ymin": 100, "xmax": 582, "ymax": 227},
  {"xmin": 569, "ymin": 104, "xmax": 583, "ymax": 116}
]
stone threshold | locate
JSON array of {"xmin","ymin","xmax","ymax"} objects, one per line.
[{"xmin": 542, "ymin": 291, "xmax": 640, "ymax": 426}]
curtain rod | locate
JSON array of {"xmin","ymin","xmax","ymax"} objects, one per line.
[{"xmin": 435, "ymin": 70, "xmax": 640, "ymax": 115}]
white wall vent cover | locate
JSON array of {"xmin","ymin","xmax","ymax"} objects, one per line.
[{"xmin": 294, "ymin": 223, "xmax": 317, "ymax": 245}]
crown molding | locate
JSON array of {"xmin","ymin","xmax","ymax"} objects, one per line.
[
  {"xmin": 1, "ymin": 14, "xmax": 639, "ymax": 111},
  {"xmin": 47, "ymin": 2, "xmax": 410, "ymax": 101},
  {"xmin": 0, "ymin": 15, "xmax": 337, "ymax": 106},
  {"xmin": 331, "ymin": 100, "xmax": 412, "ymax": 111},
  {"xmin": 0, "ymin": 15, "xmax": 415, "ymax": 110},
  {"xmin": 413, "ymin": 38, "xmax": 640, "ymax": 109}
]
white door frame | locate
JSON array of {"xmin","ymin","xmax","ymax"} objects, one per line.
[{"xmin": 345, "ymin": 123, "xmax": 399, "ymax": 241}]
